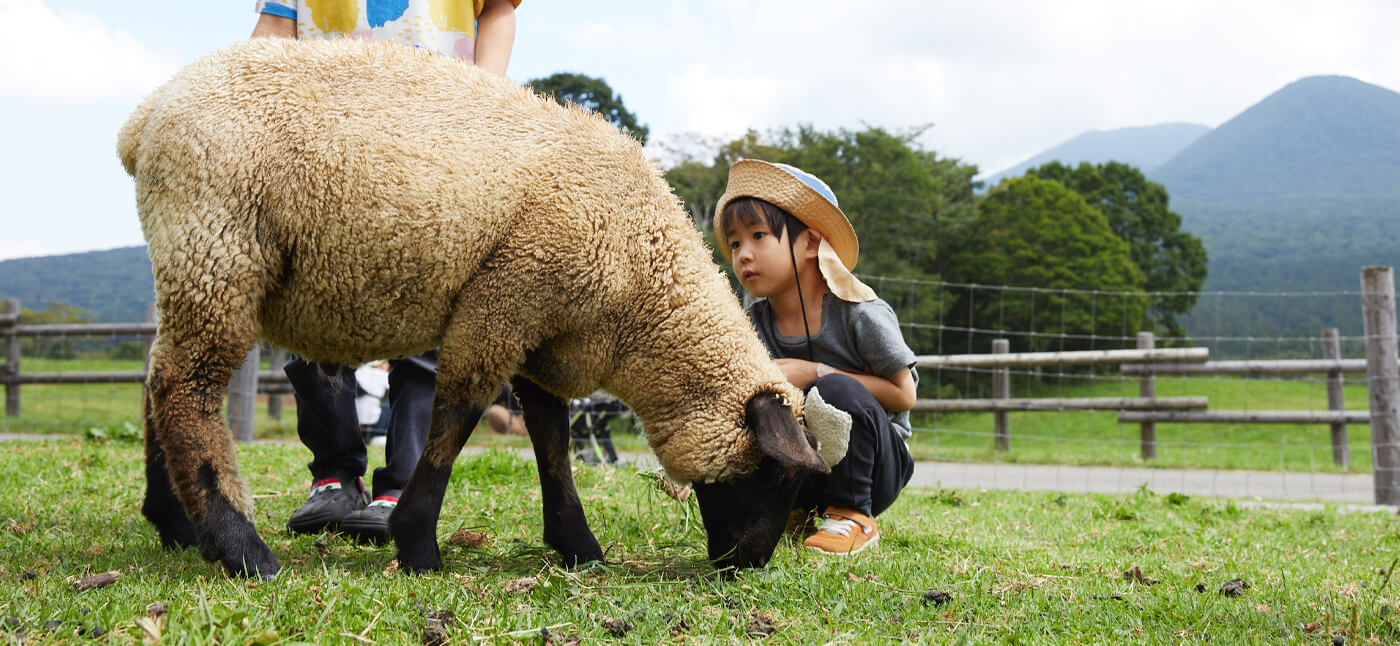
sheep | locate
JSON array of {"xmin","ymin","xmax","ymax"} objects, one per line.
[{"xmin": 118, "ymin": 37, "xmax": 831, "ymax": 579}]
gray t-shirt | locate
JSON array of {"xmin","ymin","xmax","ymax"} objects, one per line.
[{"xmin": 748, "ymin": 293, "xmax": 918, "ymax": 439}]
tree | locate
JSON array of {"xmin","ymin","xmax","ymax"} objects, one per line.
[
  {"xmin": 527, "ymin": 73, "xmax": 649, "ymax": 144},
  {"xmin": 940, "ymin": 176, "xmax": 1148, "ymax": 354},
  {"xmin": 1027, "ymin": 161, "xmax": 1207, "ymax": 337},
  {"xmin": 662, "ymin": 126, "xmax": 982, "ymax": 353}
]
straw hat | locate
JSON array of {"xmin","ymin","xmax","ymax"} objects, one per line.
[{"xmin": 714, "ymin": 159, "xmax": 877, "ymax": 303}]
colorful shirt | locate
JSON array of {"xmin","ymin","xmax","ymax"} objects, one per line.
[{"xmin": 255, "ymin": 0, "xmax": 521, "ymax": 60}]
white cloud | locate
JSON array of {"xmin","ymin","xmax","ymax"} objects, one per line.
[
  {"xmin": 554, "ymin": 0, "xmax": 1400, "ymax": 176},
  {"xmin": 0, "ymin": 0, "xmax": 179, "ymax": 104}
]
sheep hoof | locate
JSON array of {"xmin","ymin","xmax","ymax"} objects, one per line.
[
  {"xmin": 547, "ymin": 535, "xmax": 604, "ymax": 568},
  {"xmin": 150, "ymin": 514, "xmax": 199, "ymax": 551},
  {"xmin": 395, "ymin": 547, "xmax": 443, "ymax": 575},
  {"xmin": 194, "ymin": 497, "xmax": 281, "ymax": 579}
]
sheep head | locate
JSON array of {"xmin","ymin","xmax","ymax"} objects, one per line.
[{"xmin": 690, "ymin": 390, "xmax": 828, "ymax": 570}]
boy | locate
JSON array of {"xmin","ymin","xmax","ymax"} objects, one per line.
[
  {"xmin": 716, "ymin": 159, "xmax": 917, "ymax": 555},
  {"xmin": 249, "ymin": 0, "xmax": 519, "ymax": 543}
]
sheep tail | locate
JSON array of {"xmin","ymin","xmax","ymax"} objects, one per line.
[{"xmin": 117, "ymin": 98, "xmax": 155, "ymax": 176}]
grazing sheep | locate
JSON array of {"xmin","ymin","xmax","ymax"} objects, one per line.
[{"xmin": 118, "ymin": 37, "xmax": 830, "ymax": 578}]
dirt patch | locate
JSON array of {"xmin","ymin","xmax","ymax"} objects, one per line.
[
  {"xmin": 71, "ymin": 571, "xmax": 120, "ymax": 592},
  {"xmin": 745, "ymin": 612, "xmax": 777, "ymax": 637},
  {"xmin": 601, "ymin": 616, "xmax": 632, "ymax": 637},
  {"xmin": 1219, "ymin": 578, "xmax": 1251, "ymax": 596},
  {"xmin": 447, "ymin": 528, "xmax": 489, "ymax": 549},
  {"xmin": 1123, "ymin": 565, "xmax": 1160, "ymax": 586},
  {"xmin": 922, "ymin": 590, "xmax": 953, "ymax": 606},
  {"xmin": 502, "ymin": 577, "xmax": 537, "ymax": 595}
]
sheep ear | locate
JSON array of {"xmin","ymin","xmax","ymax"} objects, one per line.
[{"xmin": 746, "ymin": 392, "xmax": 829, "ymax": 474}]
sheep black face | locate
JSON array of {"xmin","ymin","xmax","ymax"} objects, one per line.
[{"xmin": 692, "ymin": 391, "xmax": 828, "ymax": 570}]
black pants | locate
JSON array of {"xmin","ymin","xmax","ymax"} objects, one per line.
[
  {"xmin": 285, "ymin": 350, "xmax": 437, "ymax": 499},
  {"xmin": 796, "ymin": 374, "xmax": 914, "ymax": 518}
]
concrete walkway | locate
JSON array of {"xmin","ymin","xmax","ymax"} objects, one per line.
[
  {"xmin": 4, "ymin": 433, "xmax": 1380, "ymax": 507},
  {"xmin": 601, "ymin": 449, "xmax": 1377, "ymax": 505}
]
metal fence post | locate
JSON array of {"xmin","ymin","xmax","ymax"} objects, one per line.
[
  {"xmin": 1138, "ymin": 332, "xmax": 1156, "ymax": 460},
  {"xmin": 227, "ymin": 346, "xmax": 261, "ymax": 442},
  {"xmin": 1362, "ymin": 266, "xmax": 1399, "ymax": 505},
  {"xmin": 993, "ymin": 338, "xmax": 1010, "ymax": 452},
  {"xmin": 1323, "ymin": 327, "xmax": 1349, "ymax": 467},
  {"xmin": 3, "ymin": 299, "xmax": 19, "ymax": 417}
]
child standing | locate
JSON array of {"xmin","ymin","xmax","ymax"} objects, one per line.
[
  {"xmin": 715, "ymin": 159, "xmax": 917, "ymax": 555},
  {"xmin": 249, "ymin": 0, "xmax": 520, "ymax": 543}
]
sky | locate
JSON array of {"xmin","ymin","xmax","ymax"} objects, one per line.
[{"xmin": 2, "ymin": 0, "xmax": 1398, "ymax": 261}]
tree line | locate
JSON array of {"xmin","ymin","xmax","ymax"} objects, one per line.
[{"xmin": 532, "ymin": 67, "xmax": 1209, "ymax": 352}]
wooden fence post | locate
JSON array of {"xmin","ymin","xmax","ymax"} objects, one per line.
[
  {"xmin": 3, "ymin": 299, "xmax": 19, "ymax": 417},
  {"xmin": 1323, "ymin": 327, "xmax": 1349, "ymax": 467},
  {"xmin": 1362, "ymin": 266, "xmax": 1400, "ymax": 505},
  {"xmin": 266, "ymin": 347, "xmax": 286, "ymax": 421},
  {"xmin": 227, "ymin": 346, "xmax": 261, "ymax": 442},
  {"xmin": 993, "ymin": 338, "xmax": 1010, "ymax": 452},
  {"xmin": 1138, "ymin": 332, "xmax": 1156, "ymax": 460},
  {"xmin": 143, "ymin": 303, "xmax": 158, "ymax": 377}
]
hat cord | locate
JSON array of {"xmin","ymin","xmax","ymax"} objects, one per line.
[{"xmin": 788, "ymin": 234, "xmax": 815, "ymax": 362}]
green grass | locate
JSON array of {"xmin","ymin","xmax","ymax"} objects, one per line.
[
  {"xmin": 1, "ymin": 440, "xmax": 1398, "ymax": 644},
  {"xmin": 1, "ymin": 358, "xmax": 1381, "ymax": 473}
]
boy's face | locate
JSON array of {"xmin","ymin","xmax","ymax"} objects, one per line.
[{"xmin": 725, "ymin": 217, "xmax": 795, "ymax": 299}]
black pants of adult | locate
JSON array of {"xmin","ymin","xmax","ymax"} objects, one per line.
[
  {"xmin": 795, "ymin": 373, "xmax": 915, "ymax": 518},
  {"xmin": 285, "ymin": 350, "xmax": 437, "ymax": 499}
]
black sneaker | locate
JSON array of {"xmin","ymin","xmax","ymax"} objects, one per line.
[
  {"xmin": 287, "ymin": 477, "xmax": 368, "ymax": 535},
  {"xmin": 340, "ymin": 493, "xmax": 400, "ymax": 545}
]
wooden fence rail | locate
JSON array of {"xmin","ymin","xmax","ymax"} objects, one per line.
[{"xmin": 0, "ymin": 298, "xmax": 288, "ymax": 441}]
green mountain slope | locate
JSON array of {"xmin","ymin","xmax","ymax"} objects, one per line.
[
  {"xmin": 0, "ymin": 246, "xmax": 153, "ymax": 322},
  {"xmin": 983, "ymin": 122, "xmax": 1209, "ymax": 186},
  {"xmin": 1153, "ymin": 75, "xmax": 1400, "ymax": 340}
]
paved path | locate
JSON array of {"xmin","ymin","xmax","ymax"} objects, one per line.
[
  {"xmin": 602, "ymin": 449, "xmax": 1377, "ymax": 505},
  {"xmin": 4, "ymin": 433, "xmax": 1380, "ymax": 507}
]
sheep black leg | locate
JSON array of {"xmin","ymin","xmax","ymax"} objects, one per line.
[
  {"xmin": 147, "ymin": 345, "xmax": 279, "ymax": 580},
  {"xmin": 512, "ymin": 376, "xmax": 604, "ymax": 566},
  {"xmin": 141, "ymin": 382, "xmax": 197, "ymax": 550},
  {"xmin": 391, "ymin": 397, "xmax": 485, "ymax": 574}
]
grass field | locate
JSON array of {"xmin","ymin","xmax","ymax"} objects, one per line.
[
  {"xmin": 0, "ymin": 439, "xmax": 1397, "ymax": 644},
  {"xmin": 0, "ymin": 359, "xmax": 1378, "ymax": 473}
]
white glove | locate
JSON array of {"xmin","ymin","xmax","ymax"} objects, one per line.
[{"xmin": 803, "ymin": 386, "xmax": 851, "ymax": 467}]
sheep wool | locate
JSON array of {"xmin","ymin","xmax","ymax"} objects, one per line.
[{"xmin": 118, "ymin": 37, "xmax": 802, "ymax": 485}]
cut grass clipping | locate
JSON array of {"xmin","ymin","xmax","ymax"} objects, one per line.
[{"xmin": 1, "ymin": 439, "xmax": 1398, "ymax": 643}]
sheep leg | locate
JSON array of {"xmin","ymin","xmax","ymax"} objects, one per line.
[
  {"xmin": 145, "ymin": 338, "xmax": 279, "ymax": 579},
  {"xmin": 511, "ymin": 376, "xmax": 604, "ymax": 566},
  {"xmin": 141, "ymin": 382, "xmax": 198, "ymax": 550},
  {"xmin": 390, "ymin": 396, "xmax": 487, "ymax": 574}
]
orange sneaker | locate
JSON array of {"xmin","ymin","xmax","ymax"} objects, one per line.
[{"xmin": 802, "ymin": 507, "xmax": 878, "ymax": 555}]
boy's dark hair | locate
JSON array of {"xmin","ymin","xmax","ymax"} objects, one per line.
[{"xmin": 719, "ymin": 197, "xmax": 809, "ymax": 247}]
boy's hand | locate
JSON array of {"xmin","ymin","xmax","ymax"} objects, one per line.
[{"xmin": 774, "ymin": 358, "xmax": 819, "ymax": 389}]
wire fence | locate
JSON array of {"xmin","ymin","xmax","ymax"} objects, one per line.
[{"xmin": 3, "ymin": 266, "xmax": 1397, "ymax": 504}]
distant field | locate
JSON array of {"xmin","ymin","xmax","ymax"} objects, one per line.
[{"xmin": 1, "ymin": 359, "xmax": 1378, "ymax": 473}]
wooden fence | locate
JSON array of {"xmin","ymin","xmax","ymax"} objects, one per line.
[
  {"xmin": 912, "ymin": 266, "xmax": 1400, "ymax": 505},
  {"xmin": 0, "ymin": 298, "xmax": 290, "ymax": 441},
  {"xmin": 3, "ymin": 266, "xmax": 1398, "ymax": 501}
]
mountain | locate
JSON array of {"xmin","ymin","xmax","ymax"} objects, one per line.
[
  {"xmin": 1154, "ymin": 75, "xmax": 1400, "ymax": 211},
  {"xmin": 0, "ymin": 246, "xmax": 153, "ymax": 322},
  {"xmin": 1155, "ymin": 75, "xmax": 1400, "ymax": 340},
  {"xmin": 983, "ymin": 122, "xmax": 1209, "ymax": 186}
]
